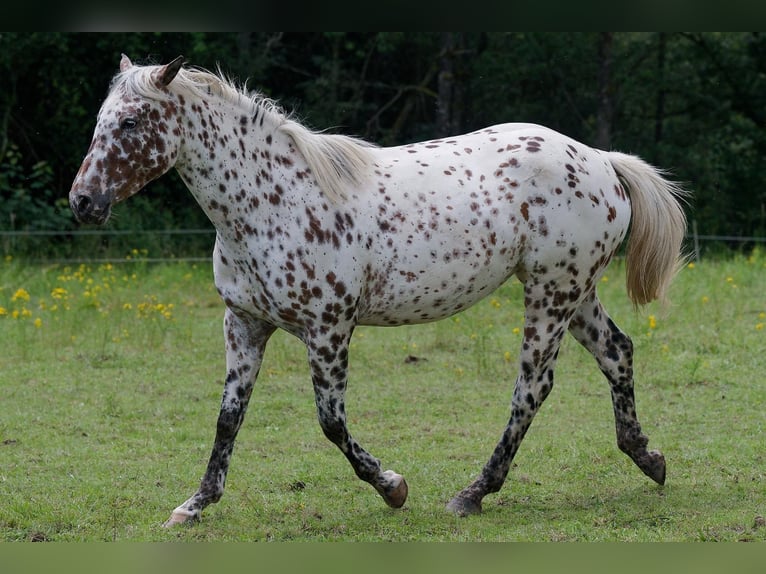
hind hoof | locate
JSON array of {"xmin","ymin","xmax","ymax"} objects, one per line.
[
  {"xmin": 642, "ymin": 449, "xmax": 666, "ymax": 485},
  {"xmin": 446, "ymin": 495, "xmax": 482, "ymax": 517}
]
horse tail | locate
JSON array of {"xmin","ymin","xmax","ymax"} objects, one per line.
[{"xmin": 607, "ymin": 152, "xmax": 689, "ymax": 309}]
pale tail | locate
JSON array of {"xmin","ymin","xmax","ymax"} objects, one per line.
[{"xmin": 607, "ymin": 152, "xmax": 689, "ymax": 308}]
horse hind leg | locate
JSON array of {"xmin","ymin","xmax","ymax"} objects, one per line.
[
  {"xmin": 446, "ymin": 281, "xmax": 575, "ymax": 516},
  {"xmin": 568, "ymin": 292, "xmax": 666, "ymax": 484}
]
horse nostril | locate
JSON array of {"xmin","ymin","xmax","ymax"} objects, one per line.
[
  {"xmin": 70, "ymin": 192, "xmax": 111, "ymax": 225},
  {"xmin": 74, "ymin": 194, "xmax": 92, "ymax": 215}
]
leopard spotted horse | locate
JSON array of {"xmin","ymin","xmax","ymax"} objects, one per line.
[{"xmin": 69, "ymin": 55, "xmax": 688, "ymax": 525}]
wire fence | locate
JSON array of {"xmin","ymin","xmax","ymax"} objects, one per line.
[
  {"xmin": 0, "ymin": 221, "xmax": 762, "ymax": 264},
  {"xmin": 0, "ymin": 227, "xmax": 216, "ymax": 264}
]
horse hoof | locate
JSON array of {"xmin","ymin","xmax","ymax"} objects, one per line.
[
  {"xmin": 643, "ymin": 449, "xmax": 666, "ymax": 485},
  {"xmin": 162, "ymin": 509, "xmax": 197, "ymax": 528},
  {"xmin": 446, "ymin": 495, "xmax": 482, "ymax": 517},
  {"xmin": 380, "ymin": 470, "xmax": 408, "ymax": 508}
]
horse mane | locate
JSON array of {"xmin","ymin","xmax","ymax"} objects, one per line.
[{"xmin": 115, "ymin": 63, "xmax": 376, "ymax": 203}]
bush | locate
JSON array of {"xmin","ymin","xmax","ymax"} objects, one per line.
[{"xmin": 0, "ymin": 144, "xmax": 73, "ymax": 233}]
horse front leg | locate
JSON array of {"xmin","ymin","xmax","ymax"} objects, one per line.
[
  {"xmin": 306, "ymin": 328, "xmax": 408, "ymax": 509},
  {"xmin": 163, "ymin": 310, "xmax": 275, "ymax": 527}
]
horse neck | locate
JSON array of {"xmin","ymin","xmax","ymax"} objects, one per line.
[{"xmin": 174, "ymin": 95, "xmax": 302, "ymax": 231}]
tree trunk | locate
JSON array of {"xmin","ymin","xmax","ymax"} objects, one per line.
[
  {"xmin": 437, "ymin": 33, "xmax": 455, "ymax": 137},
  {"xmin": 595, "ymin": 32, "xmax": 614, "ymax": 150},
  {"xmin": 653, "ymin": 32, "xmax": 667, "ymax": 164}
]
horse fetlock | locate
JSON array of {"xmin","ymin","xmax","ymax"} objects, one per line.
[
  {"xmin": 617, "ymin": 428, "xmax": 665, "ymax": 484},
  {"xmin": 617, "ymin": 427, "xmax": 649, "ymax": 454}
]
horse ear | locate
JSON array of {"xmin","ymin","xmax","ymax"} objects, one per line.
[
  {"xmin": 155, "ymin": 55, "xmax": 185, "ymax": 88},
  {"xmin": 120, "ymin": 53, "xmax": 133, "ymax": 72}
]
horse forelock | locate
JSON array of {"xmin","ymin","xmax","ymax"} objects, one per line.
[{"xmin": 112, "ymin": 63, "xmax": 375, "ymax": 203}]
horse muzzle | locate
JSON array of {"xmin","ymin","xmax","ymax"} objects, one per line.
[{"xmin": 69, "ymin": 190, "xmax": 113, "ymax": 225}]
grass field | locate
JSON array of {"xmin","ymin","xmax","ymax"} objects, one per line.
[{"xmin": 1, "ymin": 249, "xmax": 765, "ymax": 542}]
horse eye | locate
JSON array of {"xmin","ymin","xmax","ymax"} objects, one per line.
[{"xmin": 120, "ymin": 118, "xmax": 138, "ymax": 130}]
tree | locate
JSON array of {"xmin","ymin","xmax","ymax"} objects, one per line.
[{"xmin": 2, "ymin": 32, "xmax": 766, "ymax": 254}]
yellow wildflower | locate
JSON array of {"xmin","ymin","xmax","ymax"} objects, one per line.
[
  {"xmin": 33, "ymin": 318, "xmax": 42, "ymax": 328},
  {"xmin": 11, "ymin": 288, "xmax": 30, "ymax": 302},
  {"xmin": 51, "ymin": 287, "xmax": 68, "ymax": 299}
]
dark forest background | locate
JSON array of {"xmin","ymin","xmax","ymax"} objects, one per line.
[{"xmin": 2, "ymin": 32, "xmax": 765, "ymax": 257}]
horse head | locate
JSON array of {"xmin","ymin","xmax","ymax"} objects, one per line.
[{"xmin": 69, "ymin": 55, "xmax": 185, "ymax": 224}]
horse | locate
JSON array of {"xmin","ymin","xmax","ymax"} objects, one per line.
[{"xmin": 69, "ymin": 55, "xmax": 688, "ymax": 526}]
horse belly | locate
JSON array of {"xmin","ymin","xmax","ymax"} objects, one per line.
[
  {"xmin": 358, "ymin": 254, "xmax": 518, "ymax": 327},
  {"xmin": 356, "ymin": 192, "xmax": 524, "ymax": 326}
]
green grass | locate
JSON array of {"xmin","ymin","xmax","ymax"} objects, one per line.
[{"xmin": 1, "ymin": 250, "xmax": 765, "ymax": 541}]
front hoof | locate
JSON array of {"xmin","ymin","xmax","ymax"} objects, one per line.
[
  {"xmin": 380, "ymin": 470, "xmax": 408, "ymax": 508},
  {"xmin": 162, "ymin": 509, "xmax": 198, "ymax": 528},
  {"xmin": 446, "ymin": 495, "xmax": 482, "ymax": 517}
]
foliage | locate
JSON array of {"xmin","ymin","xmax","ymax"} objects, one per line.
[
  {"xmin": 0, "ymin": 144, "xmax": 72, "ymax": 232},
  {"xmin": 0, "ymin": 256, "xmax": 765, "ymax": 541},
  {"xmin": 2, "ymin": 33, "xmax": 766, "ymax": 257}
]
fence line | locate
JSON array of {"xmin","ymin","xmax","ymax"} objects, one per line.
[
  {"xmin": 0, "ymin": 222, "xmax": 763, "ymax": 264},
  {"xmin": 0, "ymin": 228, "xmax": 215, "ymax": 237}
]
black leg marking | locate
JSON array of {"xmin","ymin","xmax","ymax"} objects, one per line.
[{"xmin": 164, "ymin": 311, "xmax": 275, "ymax": 526}]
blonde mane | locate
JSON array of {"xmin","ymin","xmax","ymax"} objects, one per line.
[{"xmin": 115, "ymin": 64, "xmax": 376, "ymax": 203}]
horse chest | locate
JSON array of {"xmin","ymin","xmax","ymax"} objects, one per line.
[{"xmin": 212, "ymin": 233, "xmax": 364, "ymax": 334}]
